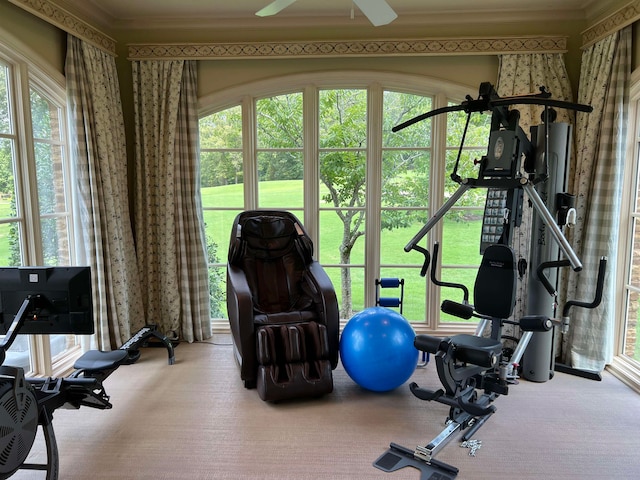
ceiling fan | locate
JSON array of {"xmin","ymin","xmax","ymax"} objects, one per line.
[{"xmin": 256, "ymin": 0, "xmax": 398, "ymax": 27}]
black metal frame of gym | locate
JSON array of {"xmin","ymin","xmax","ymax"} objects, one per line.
[{"xmin": 373, "ymin": 82, "xmax": 607, "ymax": 479}]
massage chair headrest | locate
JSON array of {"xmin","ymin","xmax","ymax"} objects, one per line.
[{"xmin": 229, "ymin": 211, "xmax": 313, "ymax": 265}]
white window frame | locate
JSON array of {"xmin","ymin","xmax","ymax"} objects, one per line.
[
  {"xmin": 610, "ymin": 68, "xmax": 640, "ymax": 393},
  {"xmin": 1, "ymin": 30, "xmax": 79, "ymax": 377}
]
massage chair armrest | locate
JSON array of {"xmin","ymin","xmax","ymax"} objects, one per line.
[
  {"xmin": 226, "ymin": 263, "xmax": 257, "ymax": 385},
  {"xmin": 307, "ymin": 261, "xmax": 340, "ymax": 368}
]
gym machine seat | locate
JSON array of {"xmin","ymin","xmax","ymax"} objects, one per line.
[{"xmin": 226, "ymin": 210, "xmax": 339, "ymax": 402}]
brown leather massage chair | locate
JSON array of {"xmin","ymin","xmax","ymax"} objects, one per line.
[{"xmin": 226, "ymin": 210, "xmax": 339, "ymax": 401}]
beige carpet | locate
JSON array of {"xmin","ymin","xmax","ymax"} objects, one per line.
[{"xmin": 11, "ymin": 335, "xmax": 640, "ymax": 479}]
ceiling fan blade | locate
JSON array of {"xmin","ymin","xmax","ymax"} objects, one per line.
[
  {"xmin": 352, "ymin": 0, "xmax": 398, "ymax": 26},
  {"xmin": 256, "ymin": 0, "xmax": 298, "ymax": 17}
]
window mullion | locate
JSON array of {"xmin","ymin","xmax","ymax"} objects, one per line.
[
  {"xmin": 303, "ymin": 85, "xmax": 319, "ymax": 245},
  {"xmin": 365, "ymin": 84, "xmax": 383, "ymax": 308},
  {"xmin": 426, "ymin": 92, "xmax": 448, "ymax": 329},
  {"xmin": 242, "ymin": 95, "xmax": 257, "ymax": 210},
  {"xmin": 15, "ymin": 62, "xmax": 41, "ymax": 264}
]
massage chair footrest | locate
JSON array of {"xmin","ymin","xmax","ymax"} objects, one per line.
[
  {"xmin": 255, "ymin": 321, "xmax": 333, "ymax": 401},
  {"xmin": 257, "ymin": 360, "xmax": 333, "ymax": 402}
]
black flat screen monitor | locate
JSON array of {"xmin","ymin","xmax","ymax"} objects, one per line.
[{"xmin": 0, "ymin": 266, "xmax": 94, "ymax": 335}]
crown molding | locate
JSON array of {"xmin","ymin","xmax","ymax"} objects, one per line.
[
  {"xmin": 8, "ymin": 0, "xmax": 116, "ymax": 55},
  {"xmin": 582, "ymin": 0, "xmax": 640, "ymax": 48},
  {"xmin": 128, "ymin": 36, "xmax": 568, "ymax": 61}
]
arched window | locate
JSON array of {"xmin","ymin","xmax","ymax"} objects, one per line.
[{"xmin": 199, "ymin": 72, "xmax": 490, "ymax": 334}]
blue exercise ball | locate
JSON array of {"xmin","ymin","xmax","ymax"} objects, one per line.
[{"xmin": 340, "ymin": 307, "xmax": 418, "ymax": 392}]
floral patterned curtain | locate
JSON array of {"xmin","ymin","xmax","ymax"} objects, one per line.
[
  {"xmin": 132, "ymin": 60, "xmax": 211, "ymax": 342},
  {"xmin": 65, "ymin": 35, "xmax": 145, "ymax": 349},
  {"xmin": 563, "ymin": 26, "xmax": 631, "ymax": 372}
]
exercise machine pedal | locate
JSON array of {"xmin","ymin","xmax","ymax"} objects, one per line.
[
  {"xmin": 374, "ymin": 442, "xmax": 459, "ymax": 479},
  {"xmin": 119, "ymin": 324, "xmax": 176, "ymax": 365}
]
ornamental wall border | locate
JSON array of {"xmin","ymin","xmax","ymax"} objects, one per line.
[
  {"xmin": 582, "ymin": 0, "xmax": 640, "ymax": 48},
  {"xmin": 9, "ymin": 0, "xmax": 116, "ymax": 55},
  {"xmin": 127, "ymin": 36, "xmax": 568, "ymax": 61}
]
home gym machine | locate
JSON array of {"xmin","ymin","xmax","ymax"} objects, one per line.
[
  {"xmin": 0, "ymin": 266, "xmax": 175, "ymax": 480},
  {"xmin": 373, "ymin": 82, "xmax": 607, "ymax": 479}
]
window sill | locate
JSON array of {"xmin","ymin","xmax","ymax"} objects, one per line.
[{"xmin": 607, "ymin": 355, "xmax": 640, "ymax": 394}]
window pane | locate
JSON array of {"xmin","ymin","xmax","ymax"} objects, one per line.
[
  {"xmin": 203, "ymin": 209, "xmax": 241, "ymax": 266},
  {"xmin": 319, "ymin": 89, "xmax": 366, "ymax": 148},
  {"xmin": 30, "ymin": 88, "xmax": 60, "ymax": 141},
  {"xmin": 257, "ymin": 154, "xmax": 303, "ymax": 208},
  {"xmin": 380, "ymin": 210, "xmax": 429, "ymax": 265},
  {"xmin": 0, "ymin": 64, "xmax": 11, "ymax": 134},
  {"xmin": 382, "ymin": 150, "xmax": 430, "ymax": 207},
  {"xmin": 0, "ymin": 222, "xmax": 21, "ymax": 266},
  {"xmin": 383, "ymin": 91, "xmax": 432, "ymax": 147},
  {"xmin": 319, "ymin": 208, "xmax": 365, "ymax": 320},
  {"xmin": 442, "ymin": 210, "xmax": 483, "ymax": 265},
  {"xmin": 34, "ymin": 142, "xmax": 67, "ymax": 214},
  {"xmin": 623, "ymin": 290, "xmax": 640, "ymax": 361},
  {"xmin": 318, "ymin": 210, "xmax": 365, "ymax": 265},
  {"xmin": 199, "ymin": 106, "xmax": 244, "ymax": 212},
  {"xmin": 0, "ymin": 138, "xmax": 17, "ymax": 211},
  {"xmin": 2, "ymin": 335, "xmax": 30, "ymax": 370},
  {"xmin": 200, "ymin": 152, "xmax": 244, "ymax": 208},
  {"xmin": 324, "ymin": 265, "xmax": 364, "ymax": 319},
  {"xmin": 208, "ymin": 266, "xmax": 227, "ymax": 320},
  {"xmin": 40, "ymin": 217, "xmax": 70, "ymax": 265},
  {"xmin": 447, "ymin": 108, "xmax": 491, "ymax": 180},
  {"xmin": 256, "ymin": 94, "xmax": 304, "ymax": 208},
  {"xmin": 319, "ymin": 151, "xmax": 366, "ymax": 206},
  {"xmin": 51, "ymin": 334, "xmax": 76, "ymax": 364},
  {"xmin": 0, "ymin": 138, "xmax": 21, "ymax": 266},
  {"xmin": 256, "ymin": 93, "xmax": 302, "ymax": 149},
  {"xmin": 200, "ymin": 106, "xmax": 242, "ymax": 149}
]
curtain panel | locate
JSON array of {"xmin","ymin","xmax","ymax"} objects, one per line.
[
  {"xmin": 132, "ymin": 60, "xmax": 211, "ymax": 342},
  {"xmin": 65, "ymin": 35, "xmax": 145, "ymax": 349},
  {"xmin": 564, "ymin": 26, "xmax": 631, "ymax": 372}
]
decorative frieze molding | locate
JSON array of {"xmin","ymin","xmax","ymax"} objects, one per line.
[
  {"xmin": 128, "ymin": 36, "xmax": 568, "ymax": 61},
  {"xmin": 582, "ymin": 0, "xmax": 640, "ymax": 48},
  {"xmin": 9, "ymin": 0, "xmax": 116, "ymax": 55}
]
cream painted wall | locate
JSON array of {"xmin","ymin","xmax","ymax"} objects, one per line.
[
  {"xmin": 196, "ymin": 55, "xmax": 499, "ymax": 101},
  {"xmin": 0, "ymin": 1, "xmax": 66, "ymax": 74}
]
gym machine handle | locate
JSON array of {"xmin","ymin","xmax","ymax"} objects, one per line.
[
  {"xmin": 393, "ymin": 84, "xmax": 592, "ymax": 133},
  {"xmin": 536, "ymin": 259, "xmax": 572, "ymax": 296},
  {"xmin": 441, "ymin": 299, "xmax": 474, "ymax": 320},
  {"xmin": 414, "ymin": 334, "xmax": 444, "ymax": 354},
  {"xmin": 431, "ymin": 243, "xmax": 470, "ymax": 303},
  {"xmin": 411, "ymin": 244, "xmax": 431, "ymax": 278},
  {"xmin": 562, "ymin": 256, "xmax": 607, "ymax": 318},
  {"xmin": 455, "ymin": 345, "xmax": 499, "ymax": 369},
  {"xmin": 519, "ymin": 315, "xmax": 554, "ymax": 332}
]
